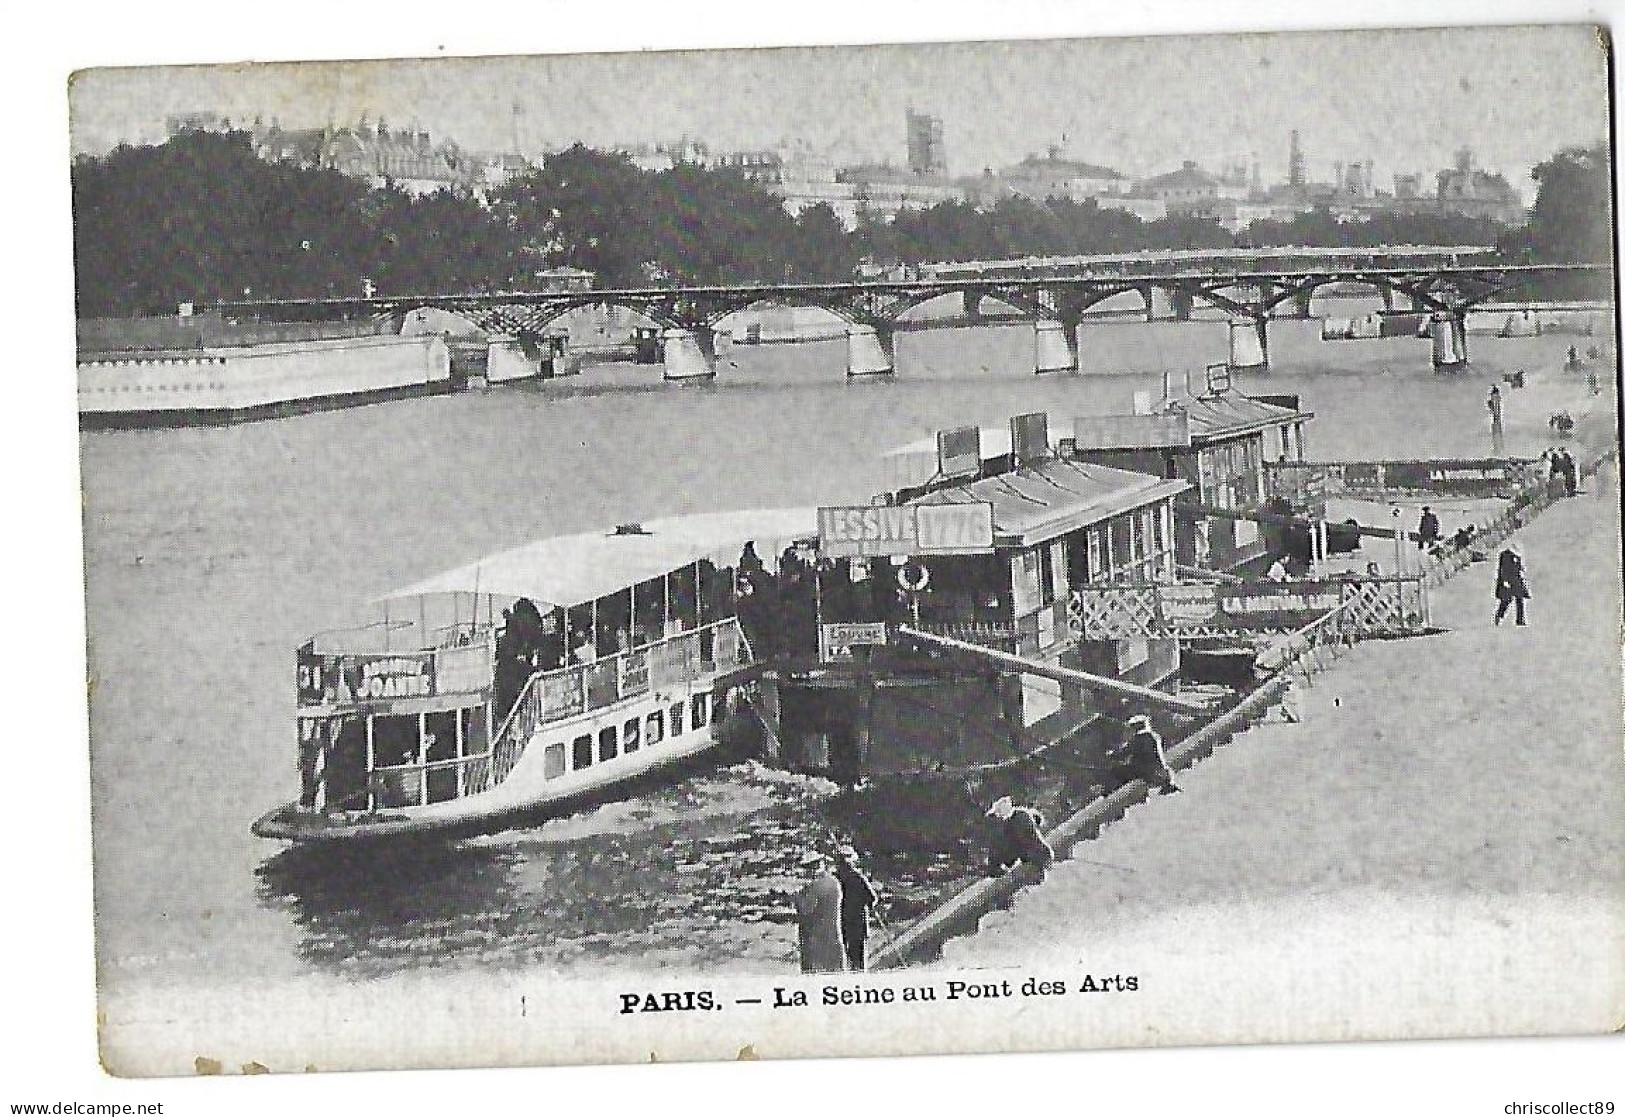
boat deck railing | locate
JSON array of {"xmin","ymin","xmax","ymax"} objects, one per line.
[{"xmin": 384, "ymin": 617, "xmax": 751, "ymax": 803}]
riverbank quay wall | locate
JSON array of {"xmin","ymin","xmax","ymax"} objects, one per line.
[
  {"xmin": 911, "ymin": 484, "xmax": 1622, "ymax": 1046},
  {"xmin": 869, "ymin": 439, "xmax": 1618, "ymax": 970},
  {"xmin": 77, "ymin": 333, "xmax": 452, "ymax": 428}
]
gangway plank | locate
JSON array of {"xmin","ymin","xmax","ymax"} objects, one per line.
[
  {"xmin": 894, "ymin": 625, "xmax": 1209, "ymax": 714},
  {"xmin": 1184, "ymin": 501, "xmax": 1417, "ymax": 542}
]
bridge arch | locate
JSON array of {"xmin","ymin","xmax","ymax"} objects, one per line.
[
  {"xmin": 699, "ymin": 295, "xmax": 860, "ymax": 332},
  {"xmin": 420, "ymin": 295, "xmax": 687, "ymax": 341}
]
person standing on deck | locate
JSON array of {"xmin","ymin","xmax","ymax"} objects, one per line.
[
  {"xmin": 1494, "ymin": 545, "xmax": 1530, "ymax": 627},
  {"xmin": 833, "ymin": 847, "xmax": 879, "ymax": 972},
  {"xmin": 1417, "ymin": 506, "xmax": 1441, "ymax": 551},
  {"xmin": 793, "ymin": 851, "xmax": 846, "ymax": 973},
  {"xmin": 1122, "ymin": 714, "xmax": 1181, "ymax": 795}
]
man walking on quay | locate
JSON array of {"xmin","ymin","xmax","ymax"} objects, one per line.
[
  {"xmin": 1494, "ymin": 544, "xmax": 1531, "ymax": 627},
  {"xmin": 1417, "ymin": 505, "xmax": 1441, "ymax": 551},
  {"xmin": 1122, "ymin": 713, "xmax": 1181, "ymax": 795},
  {"xmin": 1487, "ymin": 385, "xmax": 1505, "ymax": 454},
  {"xmin": 833, "ymin": 846, "xmax": 880, "ymax": 972},
  {"xmin": 1559, "ymin": 447, "xmax": 1579, "ymax": 497},
  {"xmin": 794, "ymin": 851, "xmax": 846, "ymax": 973}
]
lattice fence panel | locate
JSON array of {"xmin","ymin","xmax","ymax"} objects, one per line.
[{"xmin": 1070, "ymin": 588, "xmax": 1159, "ymax": 639}]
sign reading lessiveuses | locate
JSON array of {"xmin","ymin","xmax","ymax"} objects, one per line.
[{"xmin": 817, "ymin": 503, "xmax": 995, "ymax": 557}]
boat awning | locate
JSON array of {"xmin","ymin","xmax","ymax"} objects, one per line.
[
  {"xmin": 907, "ymin": 459, "xmax": 1189, "ymax": 548},
  {"xmin": 1176, "ymin": 392, "xmax": 1314, "ymax": 443},
  {"xmin": 380, "ymin": 508, "xmax": 820, "ymax": 608}
]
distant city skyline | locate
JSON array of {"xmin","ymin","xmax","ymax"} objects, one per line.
[{"xmin": 70, "ymin": 25, "xmax": 1607, "ymax": 194}]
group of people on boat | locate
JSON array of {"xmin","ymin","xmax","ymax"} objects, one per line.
[
  {"xmin": 734, "ymin": 542, "xmax": 821, "ymax": 660},
  {"xmin": 494, "ymin": 598, "xmax": 559, "ymax": 720}
]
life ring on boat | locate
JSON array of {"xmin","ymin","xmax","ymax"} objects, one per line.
[{"xmin": 897, "ymin": 561, "xmax": 930, "ymax": 593}]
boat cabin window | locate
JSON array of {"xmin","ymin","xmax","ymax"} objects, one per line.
[
  {"xmin": 632, "ymin": 577, "xmax": 664, "ymax": 648},
  {"xmin": 371, "ymin": 714, "xmax": 421, "ymax": 808},
  {"xmin": 572, "ymin": 734, "xmax": 593, "ymax": 770},
  {"xmin": 598, "ymin": 725, "xmax": 618, "ymax": 763},
  {"xmin": 319, "ymin": 716, "xmax": 368, "ymax": 812},
  {"xmin": 669, "ymin": 702, "xmax": 685, "ymax": 736},
  {"xmin": 622, "ymin": 717, "xmax": 640, "ymax": 753},
  {"xmin": 543, "ymin": 743, "xmax": 566, "ymax": 779},
  {"xmin": 424, "ymin": 711, "xmax": 458, "ymax": 804},
  {"xmin": 690, "ymin": 692, "xmax": 710, "ymax": 730},
  {"xmin": 667, "ymin": 565, "xmax": 699, "ymax": 632},
  {"xmin": 371, "ymin": 715, "xmax": 419, "ymax": 768},
  {"xmin": 908, "ymin": 553, "xmax": 1009, "ymax": 626},
  {"xmin": 595, "ymin": 589, "xmax": 632, "ymax": 655},
  {"xmin": 460, "ymin": 707, "xmax": 488, "ymax": 756},
  {"xmin": 1109, "ymin": 518, "xmax": 1132, "ymax": 578},
  {"xmin": 537, "ymin": 608, "xmax": 567, "ymax": 670},
  {"xmin": 646, "ymin": 710, "xmax": 664, "ymax": 744},
  {"xmin": 567, "ymin": 603, "xmax": 596, "ymax": 664},
  {"xmin": 698, "ymin": 559, "xmax": 735, "ymax": 622}
]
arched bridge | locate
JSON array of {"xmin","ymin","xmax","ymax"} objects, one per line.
[{"xmin": 218, "ymin": 260, "xmax": 1606, "ymax": 379}]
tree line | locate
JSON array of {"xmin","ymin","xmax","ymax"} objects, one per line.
[{"xmin": 71, "ymin": 131, "xmax": 1610, "ymax": 318}]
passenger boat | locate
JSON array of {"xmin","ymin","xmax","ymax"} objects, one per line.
[{"xmin": 252, "ymin": 508, "xmax": 818, "ymax": 843}]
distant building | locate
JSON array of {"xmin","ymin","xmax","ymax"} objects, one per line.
[
  {"xmin": 777, "ymin": 181, "xmax": 863, "ymax": 230},
  {"xmin": 1136, "ymin": 161, "xmax": 1223, "ymax": 217},
  {"xmin": 710, "ymin": 149, "xmax": 785, "ymax": 185},
  {"xmin": 998, "ymin": 148, "xmax": 1131, "ymax": 203},
  {"xmin": 1393, "ymin": 173, "xmax": 1424, "ymax": 200},
  {"xmin": 906, "ymin": 110, "xmax": 947, "ymax": 176},
  {"xmin": 531, "ymin": 266, "xmax": 596, "ymax": 292},
  {"xmin": 838, "ymin": 163, "xmax": 967, "ymax": 220},
  {"xmin": 1434, "ymin": 148, "xmax": 1525, "ymax": 222},
  {"xmin": 166, "ymin": 111, "xmax": 519, "ymax": 198}
]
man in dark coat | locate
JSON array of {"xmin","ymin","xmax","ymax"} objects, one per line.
[
  {"xmin": 833, "ymin": 847, "xmax": 879, "ymax": 972},
  {"xmin": 986, "ymin": 797, "xmax": 1054, "ymax": 876},
  {"xmin": 1417, "ymin": 506, "xmax": 1441, "ymax": 551},
  {"xmin": 793, "ymin": 852, "xmax": 846, "ymax": 973},
  {"xmin": 1122, "ymin": 714, "xmax": 1181, "ymax": 794},
  {"xmin": 1559, "ymin": 448, "xmax": 1579, "ymax": 496},
  {"xmin": 1494, "ymin": 545, "xmax": 1530, "ymax": 626}
]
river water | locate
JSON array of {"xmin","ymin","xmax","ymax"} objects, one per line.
[{"xmin": 81, "ymin": 300, "xmax": 1614, "ymax": 991}]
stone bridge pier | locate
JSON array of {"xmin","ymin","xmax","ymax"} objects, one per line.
[
  {"xmin": 661, "ymin": 326, "xmax": 718, "ymax": 380},
  {"xmin": 1034, "ymin": 318, "xmax": 1076, "ymax": 374},
  {"xmin": 847, "ymin": 323, "xmax": 895, "ymax": 376},
  {"xmin": 1170, "ymin": 289, "xmax": 1196, "ymax": 322},
  {"xmin": 1229, "ymin": 317, "xmax": 1269, "ymax": 372},
  {"xmin": 1429, "ymin": 312, "xmax": 1469, "ymax": 370}
]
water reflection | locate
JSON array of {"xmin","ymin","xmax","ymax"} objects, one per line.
[
  {"xmin": 255, "ymin": 763, "xmax": 856, "ymax": 976},
  {"xmin": 255, "ymin": 726, "xmax": 1136, "ymax": 977}
]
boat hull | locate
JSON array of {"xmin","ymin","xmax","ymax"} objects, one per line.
[
  {"xmin": 254, "ymin": 680, "xmax": 753, "ymax": 843},
  {"xmin": 253, "ymin": 729, "xmax": 735, "ymax": 844}
]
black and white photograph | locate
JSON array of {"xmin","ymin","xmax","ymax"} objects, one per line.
[{"xmin": 11, "ymin": 4, "xmax": 1624, "ymax": 1111}]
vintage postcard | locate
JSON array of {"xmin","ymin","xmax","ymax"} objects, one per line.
[{"xmin": 60, "ymin": 18, "xmax": 1622, "ymax": 1088}]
